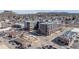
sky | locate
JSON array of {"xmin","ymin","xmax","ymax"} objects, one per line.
[{"xmin": 1, "ymin": 10, "xmax": 79, "ymax": 14}]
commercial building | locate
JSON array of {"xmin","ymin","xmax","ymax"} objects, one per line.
[
  {"xmin": 24, "ymin": 21, "xmax": 38, "ymax": 31},
  {"xmin": 38, "ymin": 22, "xmax": 62, "ymax": 35},
  {"xmin": 52, "ymin": 31, "xmax": 77, "ymax": 46}
]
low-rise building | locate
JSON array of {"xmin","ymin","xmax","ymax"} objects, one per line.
[{"xmin": 52, "ymin": 31, "xmax": 77, "ymax": 46}]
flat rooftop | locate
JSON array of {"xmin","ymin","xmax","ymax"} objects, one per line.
[
  {"xmin": 71, "ymin": 28, "xmax": 79, "ymax": 32},
  {"xmin": 40, "ymin": 22, "xmax": 54, "ymax": 25}
]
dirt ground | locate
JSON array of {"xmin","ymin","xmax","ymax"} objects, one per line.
[{"xmin": 0, "ymin": 43, "xmax": 9, "ymax": 49}]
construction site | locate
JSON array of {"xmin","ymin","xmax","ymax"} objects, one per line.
[{"xmin": 0, "ymin": 10, "xmax": 79, "ymax": 49}]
